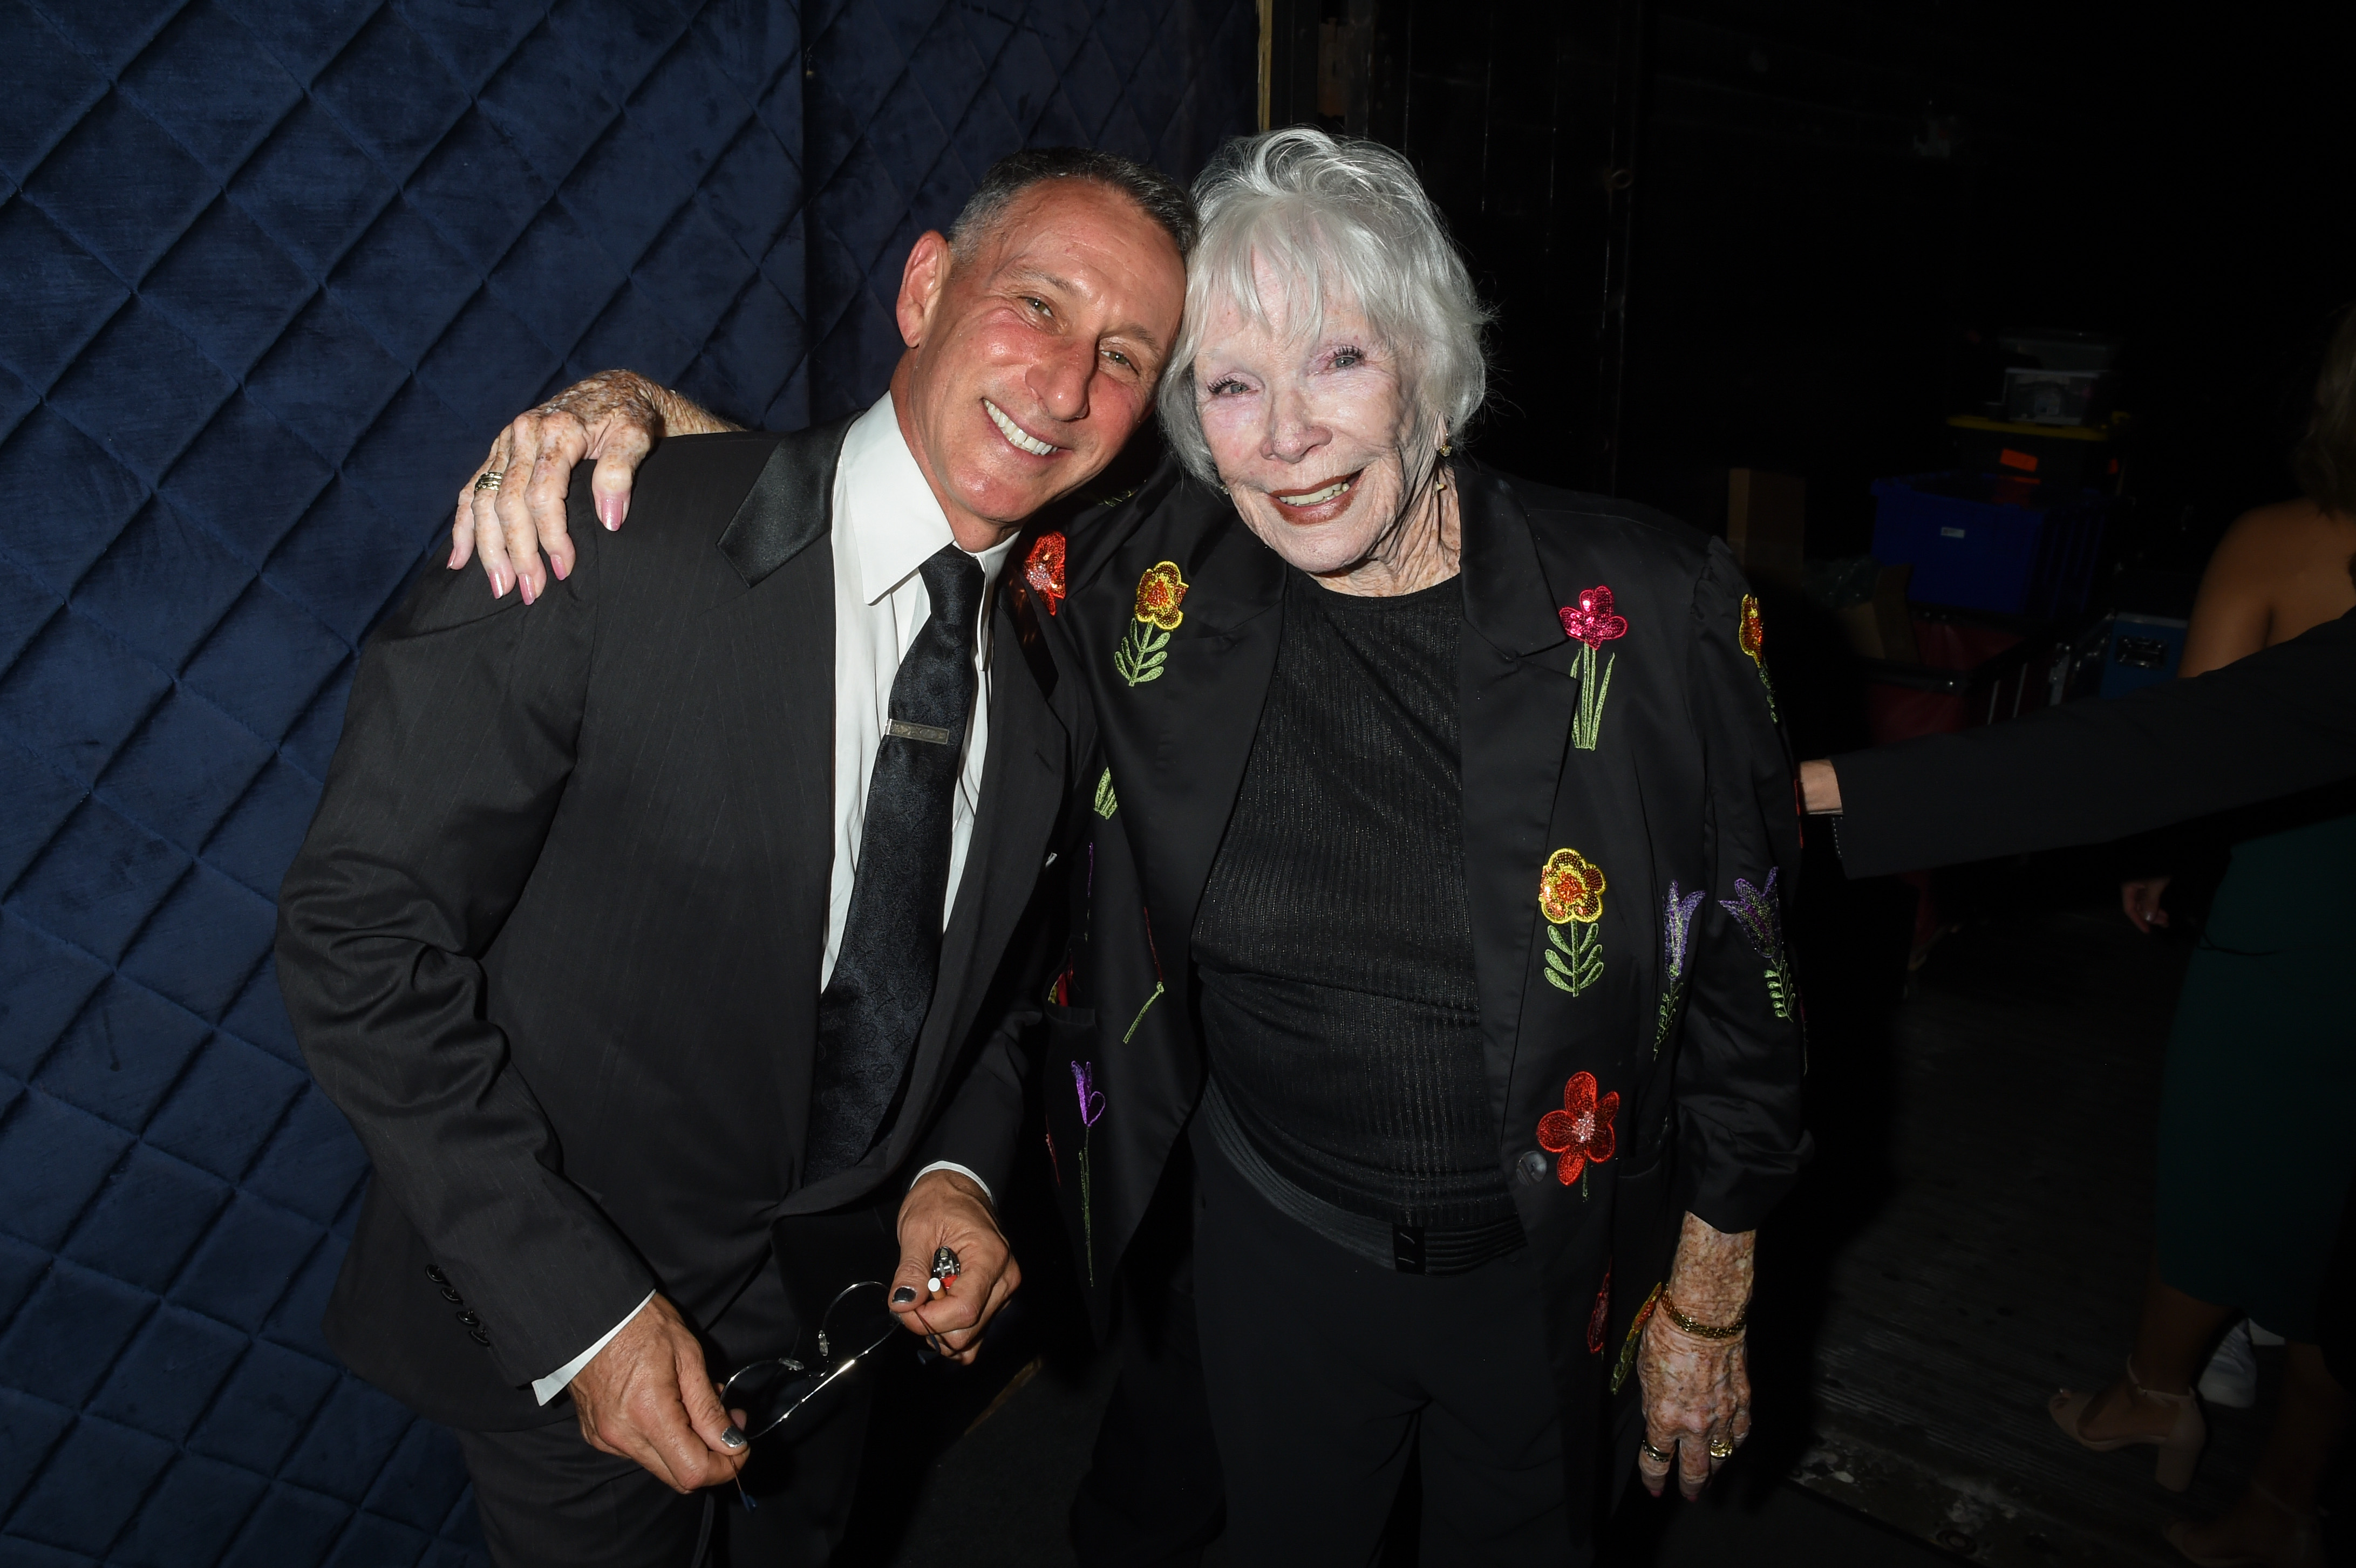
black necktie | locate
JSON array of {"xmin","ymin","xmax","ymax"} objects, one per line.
[{"xmin": 806, "ymin": 544, "xmax": 988, "ymax": 1182}]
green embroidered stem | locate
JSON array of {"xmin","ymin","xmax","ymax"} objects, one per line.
[
  {"xmin": 1077, "ymin": 1140, "xmax": 1094, "ymax": 1287},
  {"xmin": 1581, "ymin": 1164, "xmax": 1591, "ymax": 1200},
  {"xmin": 1115, "ymin": 622, "xmax": 1172, "ymax": 686},
  {"xmin": 1093, "ymin": 767, "xmax": 1118, "ymax": 818},
  {"xmin": 1755, "ymin": 662, "xmax": 1779, "ymax": 724},
  {"xmin": 1763, "ymin": 963, "xmax": 1795, "ymax": 1020},
  {"xmin": 1122, "ymin": 980, "xmax": 1165, "ymax": 1042},
  {"xmin": 1570, "ymin": 643, "xmax": 1616, "ymax": 751},
  {"xmin": 1544, "ymin": 921, "xmax": 1604, "ymax": 995},
  {"xmin": 1652, "ymin": 981, "xmax": 1682, "ymax": 1055}
]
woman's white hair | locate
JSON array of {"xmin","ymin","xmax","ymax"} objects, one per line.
[{"xmin": 1158, "ymin": 127, "xmax": 1490, "ymax": 488}]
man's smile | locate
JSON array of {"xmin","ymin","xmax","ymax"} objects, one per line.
[{"xmin": 984, "ymin": 398, "xmax": 1061, "ymax": 458}]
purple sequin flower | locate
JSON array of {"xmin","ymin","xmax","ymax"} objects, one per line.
[{"xmin": 1071, "ymin": 1060, "xmax": 1106, "ymax": 1127}]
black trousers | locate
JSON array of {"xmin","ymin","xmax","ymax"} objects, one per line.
[
  {"xmin": 1189, "ymin": 1130, "xmax": 1572, "ymax": 1567},
  {"xmin": 1071, "ymin": 1144, "xmax": 1227, "ymax": 1567},
  {"xmin": 455, "ymin": 1380, "xmax": 871, "ymax": 1568}
]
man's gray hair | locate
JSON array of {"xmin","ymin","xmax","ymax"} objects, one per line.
[{"xmin": 1159, "ymin": 127, "xmax": 1489, "ymax": 487}]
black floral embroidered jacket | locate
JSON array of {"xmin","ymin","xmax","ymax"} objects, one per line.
[{"xmin": 1024, "ymin": 455, "xmax": 1807, "ymax": 1495}]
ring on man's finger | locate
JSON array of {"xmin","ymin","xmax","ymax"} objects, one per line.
[
  {"xmin": 474, "ymin": 469, "xmax": 505, "ymax": 492},
  {"xmin": 1640, "ymin": 1440, "xmax": 1673, "ymax": 1464},
  {"xmin": 1707, "ymin": 1435, "xmax": 1736, "ymax": 1460}
]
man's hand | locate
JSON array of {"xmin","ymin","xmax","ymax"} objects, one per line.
[
  {"xmin": 1799, "ymin": 758, "xmax": 1842, "ymax": 814},
  {"xmin": 2121, "ymin": 875, "xmax": 2173, "ymax": 933},
  {"xmin": 569, "ymin": 1293, "xmax": 748, "ymax": 1494},
  {"xmin": 452, "ymin": 371, "xmax": 731, "ymax": 603},
  {"xmin": 889, "ymin": 1169, "xmax": 1019, "ymax": 1366}
]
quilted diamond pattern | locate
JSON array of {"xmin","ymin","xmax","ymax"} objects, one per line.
[{"xmin": 0, "ymin": 0, "xmax": 1250, "ymax": 1561}]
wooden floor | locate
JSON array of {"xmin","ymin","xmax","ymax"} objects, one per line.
[{"xmin": 1765, "ymin": 893, "xmax": 2291, "ymax": 1566}]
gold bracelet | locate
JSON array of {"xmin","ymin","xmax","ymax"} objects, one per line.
[{"xmin": 1659, "ymin": 1297, "xmax": 1748, "ymax": 1339}]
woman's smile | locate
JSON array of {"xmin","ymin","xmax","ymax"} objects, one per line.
[{"xmin": 1267, "ymin": 469, "xmax": 1363, "ymax": 522}]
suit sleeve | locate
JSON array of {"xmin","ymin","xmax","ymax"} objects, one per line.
[
  {"xmin": 275, "ymin": 529, "xmax": 657, "ymax": 1388},
  {"xmin": 1831, "ymin": 607, "xmax": 2356, "ymax": 877},
  {"xmin": 1675, "ymin": 541, "xmax": 1810, "ymax": 1233}
]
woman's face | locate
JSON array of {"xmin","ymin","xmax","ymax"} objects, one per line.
[{"xmin": 1191, "ymin": 264, "xmax": 1422, "ymax": 577}]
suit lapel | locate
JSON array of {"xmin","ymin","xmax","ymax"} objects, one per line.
[
  {"xmin": 1455, "ymin": 474, "xmax": 1583, "ymax": 1126},
  {"xmin": 718, "ymin": 418, "xmax": 853, "ymax": 588},
  {"xmin": 1118, "ymin": 512, "xmax": 1286, "ymax": 965}
]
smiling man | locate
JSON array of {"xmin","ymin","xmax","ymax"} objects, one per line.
[{"xmin": 276, "ymin": 149, "xmax": 1190, "ymax": 1567}]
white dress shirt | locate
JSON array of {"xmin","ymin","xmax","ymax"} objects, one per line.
[{"xmin": 533, "ymin": 393, "xmax": 1013, "ymax": 1403}]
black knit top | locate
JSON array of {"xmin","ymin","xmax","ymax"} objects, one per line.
[{"xmin": 1192, "ymin": 568, "xmax": 1515, "ymax": 1231}]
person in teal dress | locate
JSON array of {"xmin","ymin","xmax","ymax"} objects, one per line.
[{"xmin": 2051, "ymin": 306, "xmax": 2356, "ymax": 1568}]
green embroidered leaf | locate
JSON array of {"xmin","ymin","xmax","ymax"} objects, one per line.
[
  {"xmin": 1115, "ymin": 623, "xmax": 1173, "ymax": 686},
  {"xmin": 1093, "ymin": 767, "xmax": 1118, "ymax": 818}
]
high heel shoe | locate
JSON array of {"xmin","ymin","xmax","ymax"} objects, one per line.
[
  {"xmin": 2049, "ymin": 1359, "xmax": 2206, "ymax": 1491},
  {"xmin": 2163, "ymin": 1483, "xmax": 2325, "ymax": 1568}
]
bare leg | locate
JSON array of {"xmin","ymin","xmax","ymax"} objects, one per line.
[
  {"xmin": 2072, "ymin": 1259, "xmax": 2234, "ymax": 1441},
  {"xmin": 2168, "ymin": 1342, "xmax": 2344, "ymax": 1565}
]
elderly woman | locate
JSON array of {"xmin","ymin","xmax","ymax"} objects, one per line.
[{"xmin": 461, "ymin": 130, "xmax": 1805, "ymax": 1563}]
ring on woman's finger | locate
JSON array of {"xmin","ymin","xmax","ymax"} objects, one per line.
[
  {"xmin": 474, "ymin": 469, "xmax": 505, "ymax": 492},
  {"xmin": 1707, "ymin": 1435, "xmax": 1736, "ymax": 1460},
  {"xmin": 1640, "ymin": 1440, "xmax": 1674, "ymax": 1464}
]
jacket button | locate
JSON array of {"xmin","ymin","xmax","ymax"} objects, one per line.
[
  {"xmin": 1518, "ymin": 1150, "xmax": 1551, "ymax": 1185},
  {"xmin": 439, "ymin": 1285, "xmax": 464, "ymax": 1304},
  {"xmin": 456, "ymin": 1311, "xmax": 482, "ymax": 1328},
  {"xmin": 469, "ymin": 1327, "xmax": 492, "ymax": 1347},
  {"xmin": 425, "ymin": 1265, "xmax": 449, "ymax": 1286}
]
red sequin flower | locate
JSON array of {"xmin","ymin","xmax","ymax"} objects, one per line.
[
  {"xmin": 1538, "ymin": 1071, "xmax": 1619, "ymax": 1187},
  {"xmin": 1024, "ymin": 531, "xmax": 1067, "ymax": 615},
  {"xmin": 1558, "ymin": 585, "xmax": 1629, "ymax": 649}
]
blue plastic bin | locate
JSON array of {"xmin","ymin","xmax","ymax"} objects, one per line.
[{"xmin": 1869, "ymin": 472, "xmax": 2107, "ymax": 619}]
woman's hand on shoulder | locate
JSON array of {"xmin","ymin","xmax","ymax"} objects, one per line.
[{"xmin": 452, "ymin": 371, "xmax": 730, "ymax": 603}]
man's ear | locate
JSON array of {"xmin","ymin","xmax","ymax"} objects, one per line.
[{"xmin": 897, "ymin": 231, "xmax": 954, "ymax": 350}]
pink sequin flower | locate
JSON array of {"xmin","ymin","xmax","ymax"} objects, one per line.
[{"xmin": 1558, "ymin": 585, "xmax": 1629, "ymax": 649}]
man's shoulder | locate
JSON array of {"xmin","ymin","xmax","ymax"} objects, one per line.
[{"xmin": 597, "ymin": 421, "xmax": 852, "ymax": 588}]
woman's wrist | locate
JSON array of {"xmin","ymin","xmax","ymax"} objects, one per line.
[{"xmin": 1663, "ymin": 1211, "xmax": 1756, "ymax": 1326}]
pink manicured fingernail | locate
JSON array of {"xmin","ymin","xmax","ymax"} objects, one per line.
[
  {"xmin": 552, "ymin": 556, "xmax": 569, "ymax": 581},
  {"xmin": 520, "ymin": 576, "xmax": 536, "ymax": 605},
  {"xmin": 448, "ymin": 545, "xmax": 462, "ymax": 568},
  {"xmin": 597, "ymin": 493, "xmax": 622, "ymax": 530},
  {"xmin": 493, "ymin": 569, "xmax": 510, "ymax": 598}
]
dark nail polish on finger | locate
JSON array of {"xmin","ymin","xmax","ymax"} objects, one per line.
[
  {"xmin": 891, "ymin": 1286, "xmax": 917, "ymax": 1305},
  {"xmin": 720, "ymin": 1426, "xmax": 746, "ymax": 1450}
]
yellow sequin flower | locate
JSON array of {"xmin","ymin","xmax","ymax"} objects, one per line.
[
  {"xmin": 1739, "ymin": 594, "xmax": 1766, "ymax": 665},
  {"xmin": 1540, "ymin": 847, "xmax": 1606, "ymax": 925},
  {"xmin": 1133, "ymin": 561, "xmax": 1187, "ymax": 630}
]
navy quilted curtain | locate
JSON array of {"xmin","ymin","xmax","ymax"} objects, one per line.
[{"xmin": 0, "ymin": 2, "xmax": 1253, "ymax": 1560}]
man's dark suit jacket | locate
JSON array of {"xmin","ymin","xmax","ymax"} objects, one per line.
[
  {"xmin": 1831, "ymin": 606, "xmax": 2356, "ymax": 877},
  {"xmin": 276, "ymin": 425, "xmax": 1066, "ymax": 1431},
  {"xmin": 1028, "ymin": 460, "xmax": 1808, "ymax": 1543}
]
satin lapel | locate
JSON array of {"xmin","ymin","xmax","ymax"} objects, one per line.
[
  {"xmin": 1456, "ymin": 474, "xmax": 1582, "ymax": 1127},
  {"xmin": 1116, "ymin": 514, "xmax": 1285, "ymax": 962},
  {"xmin": 717, "ymin": 418, "xmax": 853, "ymax": 588}
]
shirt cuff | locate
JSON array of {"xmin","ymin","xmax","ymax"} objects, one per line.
[
  {"xmin": 910, "ymin": 1160, "xmax": 992, "ymax": 1206},
  {"xmin": 532, "ymin": 1291, "xmax": 656, "ymax": 1406}
]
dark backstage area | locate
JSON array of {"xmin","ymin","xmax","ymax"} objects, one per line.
[{"xmin": 4, "ymin": 1, "xmax": 2354, "ymax": 1565}]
